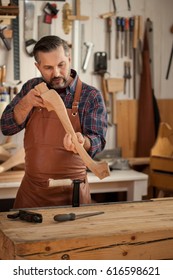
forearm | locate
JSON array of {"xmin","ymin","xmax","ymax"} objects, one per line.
[
  {"xmin": 0, "ymin": 97, "xmax": 27, "ymax": 135},
  {"xmin": 14, "ymin": 97, "xmax": 33, "ymax": 125}
]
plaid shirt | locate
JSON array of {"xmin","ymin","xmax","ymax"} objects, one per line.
[{"xmin": 1, "ymin": 70, "xmax": 107, "ymax": 157}]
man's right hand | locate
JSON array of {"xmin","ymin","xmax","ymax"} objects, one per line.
[{"xmin": 14, "ymin": 89, "xmax": 45, "ymax": 125}]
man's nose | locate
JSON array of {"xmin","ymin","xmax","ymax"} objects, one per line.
[{"xmin": 53, "ymin": 67, "xmax": 60, "ymax": 77}]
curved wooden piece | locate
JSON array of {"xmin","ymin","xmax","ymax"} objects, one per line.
[
  {"xmin": 35, "ymin": 83, "xmax": 110, "ymax": 179},
  {"xmin": 0, "ymin": 148, "xmax": 25, "ymax": 173},
  {"xmin": 151, "ymin": 122, "xmax": 173, "ymax": 157}
]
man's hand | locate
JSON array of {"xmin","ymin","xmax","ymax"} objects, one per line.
[
  {"xmin": 21, "ymin": 89, "xmax": 45, "ymax": 109},
  {"xmin": 63, "ymin": 132, "xmax": 85, "ymax": 154},
  {"xmin": 14, "ymin": 89, "xmax": 45, "ymax": 125}
]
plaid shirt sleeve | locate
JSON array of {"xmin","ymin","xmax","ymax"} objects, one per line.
[
  {"xmin": 0, "ymin": 78, "xmax": 43, "ymax": 135},
  {"xmin": 79, "ymin": 83, "xmax": 108, "ymax": 158}
]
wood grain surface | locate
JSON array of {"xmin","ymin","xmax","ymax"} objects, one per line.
[{"xmin": 0, "ymin": 198, "xmax": 173, "ymax": 260}]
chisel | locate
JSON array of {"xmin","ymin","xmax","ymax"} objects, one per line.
[
  {"xmin": 133, "ymin": 16, "xmax": 139, "ymax": 99},
  {"xmin": 123, "ymin": 61, "xmax": 128, "ymax": 94},
  {"xmin": 127, "ymin": 0, "xmax": 131, "ymax": 11},
  {"xmin": 54, "ymin": 211, "xmax": 104, "ymax": 222},
  {"xmin": 115, "ymin": 16, "xmax": 121, "ymax": 59},
  {"xmin": 120, "ymin": 17, "xmax": 125, "ymax": 57},
  {"xmin": 106, "ymin": 16, "xmax": 112, "ymax": 60},
  {"xmin": 129, "ymin": 17, "xmax": 134, "ymax": 59},
  {"xmin": 138, "ymin": 15, "xmax": 143, "ymax": 74},
  {"xmin": 127, "ymin": 61, "xmax": 132, "ymax": 97},
  {"xmin": 125, "ymin": 17, "xmax": 129, "ymax": 57}
]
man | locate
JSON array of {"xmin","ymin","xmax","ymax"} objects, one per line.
[{"xmin": 1, "ymin": 35, "xmax": 107, "ymax": 208}]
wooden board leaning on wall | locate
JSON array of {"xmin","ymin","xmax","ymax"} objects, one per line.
[{"xmin": 116, "ymin": 99, "xmax": 173, "ymax": 158}]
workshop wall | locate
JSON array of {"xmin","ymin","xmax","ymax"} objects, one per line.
[{"xmin": 0, "ymin": 0, "xmax": 173, "ymax": 150}]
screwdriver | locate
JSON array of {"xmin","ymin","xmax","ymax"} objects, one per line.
[
  {"xmin": 106, "ymin": 17, "xmax": 112, "ymax": 60},
  {"xmin": 115, "ymin": 17, "xmax": 121, "ymax": 59},
  {"xmin": 120, "ymin": 17, "xmax": 125, "ymax": 57},
  {"xmin": 125, "ymin": 17, "xmax": 129, "ymax": 57},
  {"xmin": 54, "ymin": 211, "xmax": 104, "ymax": 222},
  {"xmin": 129, "ymin": 17, "xmax": 134, "ymax": 59}
]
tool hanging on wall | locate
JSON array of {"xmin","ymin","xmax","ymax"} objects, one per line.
[
  {"xmin": 124, "ymin": 17, "xmax": 129, "ymax": 57},
  {"xmin": 165, "ymin": 25, "xmax": 173, "ymax": 80},
  {"xmin": 115, "ymin": 16, "xmax": 121, "ymax": 59},
  {"xmin": 8, "ymin": 0, "xmax": 20, "ymax": 80},
  {"xmin": 0, "ymin": 26, "xmax": 11, "ymax": 50},
  {"xmin": 132, "ymin": 16, "xmax": 139, "ymax": 99},
  {"xmin": 129, "ymin": 17, "xmax": 134, "ymax": 59},
  {"xmin": 146, "ymin": 18, "xmax": 154, "ymax": 89},
  {"xmin": 82, "ymin": 42, "xmax": 94, "ymax": 72},
  {"xmin": 99, "ymin": 13, "xmax": 113, "ymax": 60},
  {"xmin": 100, "ymin": 0, "xmax": 116, "ymax": 61},
  {"xmin": 94, "ymin": 52, "xmax": 110, "ymax": 120},
  {"xmin": 123, "ymin": 61, "xmax": 131, "ymax": 97},
  {"xmin": 62, "ymin": 2, "xmax": 72, "ymax": 34},
  {"xmin": 43, "ymin": 2, "xmax": 59, "ymax": 24},
  {"xmin": 127, "ymin": 0, "xmax": 131, "ymax": 11},
  {"xmin": 24, "ymin": 0, "xmax": 37, "ymax": 56},
  {"xmin": 63, "ymin": 0, "xmax": 89, "ymax": 72},
  {"xmin": 120, "ymin": 17, "xmax": 125, "ymax": 57},
  {"xmin": 137, "ymin": 15, "xmax": 143, "ymax": 74},
  {"xmin": 38, "ymin": 2, "xmax": 58, "ymax": 39},
  {"xmin": 106, "ymin": 16, "xmax": 112, "ymax": 60},
  {"xmin": 38, "ymin": 15, "xmax": 51, "ymax": 40}
]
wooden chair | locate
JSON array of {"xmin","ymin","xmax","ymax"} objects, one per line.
[{"xmin": 150, "ymin": 122, "xmax": 173, "ymax": 197}]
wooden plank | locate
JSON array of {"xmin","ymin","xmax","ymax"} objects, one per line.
[
  {"xmin": 1, "ymin": 199, "xmax": 173, "ymax": 260},
  {"xmin": 116, "ymin": 99, "xmax": 173, "ymax": 158},
  {"xmin": 116, "ymin": 100, "xmax": 138, "ymax": 157},
  {"xmin": 158, "ymin": 100, "xmax": 173, "ymax": 129},
  {"xmin": 150, "ymin": 157, "xmax": 173, "ymax": 173},
  {"xmin": 107, "ymin": 78, "xmax": 124, "ymax": 124}
]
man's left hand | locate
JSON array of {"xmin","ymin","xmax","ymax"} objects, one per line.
[{"xmin": 63, "ymin": 132, "xmax": 85, "ymax": 154}]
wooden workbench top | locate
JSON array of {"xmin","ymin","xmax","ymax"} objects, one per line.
[{"xmin": 0, "ymin": 198, "xmax": 173, "ymax": 260}]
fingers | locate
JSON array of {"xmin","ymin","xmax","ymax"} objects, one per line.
[
  {"xmin": 63, "ymin": 133, "xmax": 85, "ymax": 154},
  {"xmin": 27, "ymin": 89, "xmax": 45, "ymax": 108},
  {"xmin": 63, "ymin": 133, "xmax": 76, "ymax": 153},
  {"xmin": 76, "ymin": 132, "xmax": 85, "ymax": 145}
]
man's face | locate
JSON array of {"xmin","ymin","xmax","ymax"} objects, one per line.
[{"xmin": 35, "ymin": 46, "xmax": 71, "ymax": 89}]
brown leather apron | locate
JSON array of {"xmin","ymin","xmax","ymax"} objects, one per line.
[{"xmin": 13, "ymin": 79, "xmax": 91, "ymax": 208}]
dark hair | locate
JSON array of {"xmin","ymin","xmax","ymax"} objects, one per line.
[{"xmin": 33, "ymin": 35, "xmax": 70, "ymax": 62}]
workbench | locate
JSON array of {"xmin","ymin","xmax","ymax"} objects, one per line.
[
  {"xmin": 0, "ymin": 198, "xmax": 173, "ymax": 260},
  {"xmin": 0, "ymin": 169, "xmax": 148, "ymax": 201}
]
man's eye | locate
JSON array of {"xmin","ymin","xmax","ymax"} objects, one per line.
[
  {"xmin": 59, "ymin": 63, "xmax": 65, "ymax": 68},
  {"xmin": 45, "ymin": 67, "xmax": 52, "ymax": 70}
]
